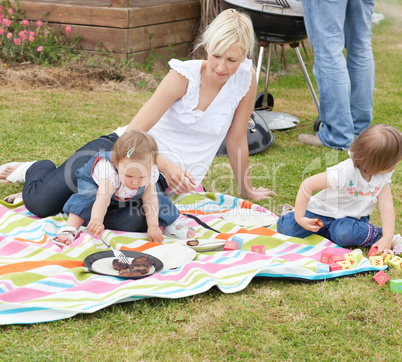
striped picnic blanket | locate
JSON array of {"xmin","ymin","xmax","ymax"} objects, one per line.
[{"xmin": 0, "ymin": 192, "xmax": 383, "ymax": 325}]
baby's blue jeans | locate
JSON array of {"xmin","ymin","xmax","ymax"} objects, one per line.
[{"xmin": 277, "ymin": 210, "xmax": 382, "ymax": 247}]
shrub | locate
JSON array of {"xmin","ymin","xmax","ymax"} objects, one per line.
[{"xmin": 0, "ymin": 0, "xmax": 79, "ymax": 65}]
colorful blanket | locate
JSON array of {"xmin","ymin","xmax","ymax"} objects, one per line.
[{"xmin": 0, "ymin": 192, "xmax": 384, "ymax": 325}]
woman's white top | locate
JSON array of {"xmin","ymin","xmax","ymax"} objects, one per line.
[
  {"xmin": 114, "ymin": 58, "xmax": 253, "ymax": 186},
  {"xmin": 307, "ymin": 158, "xmax": 393, "ymax": 219}
]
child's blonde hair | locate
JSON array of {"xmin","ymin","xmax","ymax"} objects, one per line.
[
  {"xmin": 350, "ymin": 124, "xmax": 402, "ymax": 175},
  {"xmin": 111, "ymin": 130, "xmax": 158, "ymax": 165},
  {"xmin": 195, "ymin": 8, "xmax": 255, "ymax": 58}
]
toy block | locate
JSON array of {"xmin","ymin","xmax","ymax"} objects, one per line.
[
  {"xmin": 372, "ymin": 271, "xmax": 390, "ymax": 285},
  {"xmin": 251, "ymin": 245, "xmax": 265, "ymax": 254},
  {"xmin": 332, "ymin": 255, "xmax": 345, "ymax": 263},
  {"xmin": 369, "ymin": 256, "xmax": 383, "ymax": 267},
  {"xmin": 320, "ymin": 252, "xmax": 333, "ymax": 264},
  {"xmin": 388, "ymin": 256, "xmax": 402, "ymax": 269},
  {"xmin": 383, "ymin": 254, "xmax": 392, "ymax": 265},
  {"xmin": 231, "ymin": 236, "xmax": 244, "ymax": 249},
  {"xmin": 355, "ymin": 254, "xmax": 364, "ymax": 264},
  {"xmin": 344, "ymin": 252, "xmax": 356, "ymax": 259},
  {"xmin": 329, "ymin": 263, "xmax": 343, "ymax": 272},
  {"xmin": 316, "ymin": 263, "xmax": 330, "ymax": 273},
  {"xmin": 368, "ymin": 246, "xmax": 378, "ymax": 257},
  {"xmin": 224, "ymin": 240, "xmax": 238, "ymax": 251},
  {"xmin": 390, "ymin": 279, "xmax": 402, "ymax": 293},
  {"xmin": 345, "ymin": 255, "xmax": 358, "ymax": 267},
  {"xmin": 336, "ymin": 260, "xmax": 352, "ymax": 270}
]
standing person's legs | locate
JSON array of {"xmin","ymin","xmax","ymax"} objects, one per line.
[
  {"xmin": 23, "ymin": 133, "xmax": 119, "ymax": 217},
  {"xmin": 344, "ymin": 0, "xmax": 375, "ymax": 137},
  {"xmin": 301, "ymin": 0, "xmax": 353, "ymax": 149}
]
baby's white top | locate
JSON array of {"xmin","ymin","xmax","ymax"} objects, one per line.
[{"xmin": 307, "ymin": 158, "xmax": 393, "ymax": 219}]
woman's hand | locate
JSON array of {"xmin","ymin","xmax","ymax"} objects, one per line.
[
  {"xmin": 147, "ymin": 226, "xmax": 164, "ymax": 243},
  {"xmin": 242, "ymin": 186, "xmax": 276, "ymax": 201},
  {"xmin": 88, "ymin": 218, "xmax": 105, "ymax": 237},
  {"xmin": 296, "ymin": 217, "xmax": 322, "ymax": 232},
  {"xmin": 164, "ymin": 164, "xmax": 196, "ymax": 195}
]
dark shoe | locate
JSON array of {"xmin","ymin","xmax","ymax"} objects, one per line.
[{"xmin": 298, "ymin": 134, "xmax": 324, "ymax": 147}]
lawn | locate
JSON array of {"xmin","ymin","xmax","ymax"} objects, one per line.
[{"xmin": 0, "ymin": 0, "xmax": 401, "ymax": 360}]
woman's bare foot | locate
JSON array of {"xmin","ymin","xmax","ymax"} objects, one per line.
[
  {"xmin": 4, "ymin": 192, "xmax": 23, "ymax": 203},
  {"xmin": 0, "ymin": 163, "xmax": 22, "ymax": 184}
]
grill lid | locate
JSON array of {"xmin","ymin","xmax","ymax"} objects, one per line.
[{"xmin": 224, "ymin": 0, "xmax": 303, "ymax": 17}]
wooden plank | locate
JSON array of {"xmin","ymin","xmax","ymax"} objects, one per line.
[
  {"xmin": 15, "ymin": 0, "xmax": 199, "ymax": 28},
  {"xmin": 110, "ymin": 0, "xmax": 129, "ymax": 7},
  {"xmin": 16, "ymin": 2, "xmax": 130, "ymax": 28},
  {"xmin": 58, "ymin": 19, "xmax": 197, "ymax": 53},
  {"xmin": 128, "ymin": 2, "xmax": 200, "ymax": 28},
  {"xmin": 127, "ymin": 19, "xmax": 198, "ymax": 52}
]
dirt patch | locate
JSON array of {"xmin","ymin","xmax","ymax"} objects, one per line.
[{"xmin": 0, "ymin": 61, "xmax": 161, "ymax": 92}]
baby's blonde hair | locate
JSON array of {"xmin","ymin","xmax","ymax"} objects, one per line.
[
  {"xmin": 111, "ymin": 130, "xmax": 158, "ymax": 165},
  {"xmin": 350, "ymin": 124, "xmax": 402, "ymax": 175},
  {"xmin": 195, "ymin": 8, "xmax": 255, "ymax": 58}
]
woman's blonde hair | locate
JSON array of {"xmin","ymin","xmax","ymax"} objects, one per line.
[
  {"xmin": 111, "ymin": 130, "xmax": 158, "ymax": 165},
  {"xmin": 350, "ymin": 124, "xmax": 402, "ymax": 175},
  {"xmin": 195, "ymin": 8, "xmax": 255, "ymax": 58}
]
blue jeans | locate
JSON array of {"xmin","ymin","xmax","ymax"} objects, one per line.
[
  {"xmin": 277, "ymin": 210, "xmax": 382, "ymax": 248},
  {"xmin": 301, "ymin": 0, "xmax": 375, "ymax": 149}
]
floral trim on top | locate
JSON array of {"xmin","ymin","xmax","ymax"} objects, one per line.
[{"xmin": 347, "ymin": 180, "xmax": 380, "ymax": 198}]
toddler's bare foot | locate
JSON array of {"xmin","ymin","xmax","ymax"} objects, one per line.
[
  {"xmin": 57, "ymin": 234, "xmax": 73, "ymax": 246},
  {"xmin": 175, "ymin": 224, "xmax": 196, "ymax": 238}
]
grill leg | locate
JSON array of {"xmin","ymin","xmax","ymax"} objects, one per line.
[
  {"xmin": 262, "ymin": 43, "xmax": 273, "ymax": 108},
  {"xmin": 293, "ymin": 46, "xmax": 320, "ymax": 114},
  {"xmin": 256, "ymin": 46, "xmax": 265, "ymax": 85}
]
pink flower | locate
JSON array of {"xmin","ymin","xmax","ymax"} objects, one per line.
[
  {"xmin": 37, "ymin": 46, "xmax": 44, "ymax": 52},
  {"xmin": 22, "ymin": 19, "xmax": 29, "ymax": 27},
  {"xmin": 18, "ymin": 30, "xmax": 27, "ymax": 40},
  {"xmin": 0, "ymin": 14, "xmax": 4, "ymax": 20},
  {"xmin": 65, "ymin": 25, "xmax": 71, "ymax": 33},
  {"xmin": 4, "ymin": 18, "xmax": 11, "ymax": 27},
  {"xmin": 28, "ymin": 35, "xmax": 35, "ymax": 42},
  {"xmin": 0, "ymin": 6, "xmax": 2, "ymax": 12},
  {"xmin": 13, "ymin": 38, "xmax": 21, "ymax": 45},
  {"xmin": 36, "ymin": 20, "xmax": 43, "ymax": 27},
  {"xmin": 29, "ymin": 31, "xmax": 35, "ymax": 37},
  {"xmin": 0, "ymin": 29, "xmax": 4, "ymax": 35},
  {"xmin": 6, "ymin": 32, "xmax": 12, "ymax": 39},
  {"xmin": 7, "ymin": 8, "xmax": 13, "ymax": 15}
]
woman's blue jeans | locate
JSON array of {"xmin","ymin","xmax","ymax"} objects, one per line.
[
  {"xmin": 277, "ymin": 210, "xmax": 382, "ymax": 248},
  {"xmin": 301, "ymin": 0, "xmax": 375, "ymax": 149}
]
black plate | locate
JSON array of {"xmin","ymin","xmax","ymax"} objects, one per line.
[{"xmin": 83, "ymin": 250, "xmax": 163, "ymax": 279}]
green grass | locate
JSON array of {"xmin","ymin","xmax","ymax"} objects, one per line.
[{"xmin": 0, "ymin": 0, "xmax": 401, "ymax": 359}]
